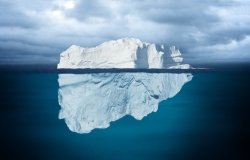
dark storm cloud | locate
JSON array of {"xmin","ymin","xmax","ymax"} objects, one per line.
[
  {"xmin": 202, "ymin": 27, "xmax": 250, "ymax": 45},
  {"xmin": 117, "ymin": 0, "xmax": 250, "ymax": 53},
  {"xmin": 0, "ymin": 0, "xmax": 249, "ymax": 64}
]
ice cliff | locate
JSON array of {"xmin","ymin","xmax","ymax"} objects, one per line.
[
  {"xmin": 58, "ymin": 72, "xmax": 193, "ymax": 133},
  {"xmin": 57, "ymin": 38, "xmax": 190, "ymax": 69}
]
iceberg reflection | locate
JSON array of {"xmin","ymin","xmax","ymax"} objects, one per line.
[{"xmin": 58, "ymin": 72, "xmax": 193, "ymax": 133}]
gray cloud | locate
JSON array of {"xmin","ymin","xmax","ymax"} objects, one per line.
[
  {"xmin": 65, "ymin": 0, "xmax": 112, "ymax": 20},
  {"xmin": 0, "ymin": 1, "xmax": 38, "ymax": 28},
  {"xmin": 121, "ymin": 0, "xmax": 222, "ymax": 25},
  {"xmin": 0, "ymin": 0, "xmax": 249, "ymax": 64}
]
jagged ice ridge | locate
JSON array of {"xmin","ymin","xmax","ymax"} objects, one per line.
[{"xmin": 57, "ymin": 38, "xmax": 190, "ymax": 69}]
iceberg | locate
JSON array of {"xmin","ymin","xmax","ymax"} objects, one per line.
[
  {"xmin": 57, "ymin": 38, "xmax": 190, "ymax": 69},
  {"xmin": 58, "ymin": 72, "xmax": 193, "ymax": 133}
]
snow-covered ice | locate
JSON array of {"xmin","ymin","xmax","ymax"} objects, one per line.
[
  {"xmin": 57, "ymin": 38, "xmax": 190, "ymax": 69},
  {"xmin": 58, "ymin": 72, "xmax": 193, "ymax": 133}
]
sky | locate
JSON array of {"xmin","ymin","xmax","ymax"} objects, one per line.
[{"xmin": 0, "ymin": 0, "xmax": 249, "ymax": 64}]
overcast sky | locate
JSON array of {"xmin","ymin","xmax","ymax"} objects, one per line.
[{"xmin": 0, "ymin": 0, "xmax": 249, "ymax": 64}]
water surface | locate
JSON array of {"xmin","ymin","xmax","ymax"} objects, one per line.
[{"xmin": 1, "ymin": 70, "xmax": 250, "ymax": 160}]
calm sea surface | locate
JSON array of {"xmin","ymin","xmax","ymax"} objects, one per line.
[{"xmin": 1, "ymin": 69, "xmax": 250, "ymax": 160}]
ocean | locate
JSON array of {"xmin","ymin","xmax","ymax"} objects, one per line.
[{"xmin": 0, "ymin": 65, "xmax": 250, "ymax": 160}]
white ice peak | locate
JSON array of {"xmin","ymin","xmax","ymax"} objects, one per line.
[{"xmin": 57, "ymin": 38, "xmax": 190, "ymax": 69}]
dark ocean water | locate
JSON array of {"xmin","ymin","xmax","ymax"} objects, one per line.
[{"xmin": 1, "ymin": 69, "xmax": 250, "ymax": 160}]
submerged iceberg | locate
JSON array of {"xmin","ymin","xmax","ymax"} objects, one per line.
[
  {"xmin": 57, "ymin": 38, "xmax": 190, "ymax": 69},
  {"xmin": 58, "ymin": 72, "xmax": 193, "ymax": 133}
]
